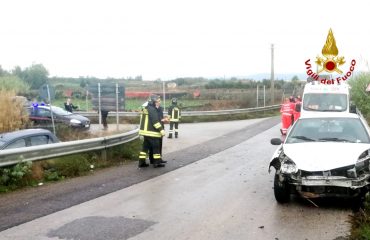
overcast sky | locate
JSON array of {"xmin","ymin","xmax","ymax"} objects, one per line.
[{"xmin": 1, "ymin": 0, "xmax": 370, "ymax": 80}]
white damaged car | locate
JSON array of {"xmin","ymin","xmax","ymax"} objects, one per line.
[{"xmin": 269, "ymin": 112, "xmax": 370, "ymax": 208}]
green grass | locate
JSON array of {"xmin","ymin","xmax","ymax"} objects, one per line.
[{"xmin": 349, "ymin": 195, "xmax": 370, "ymax": 240}]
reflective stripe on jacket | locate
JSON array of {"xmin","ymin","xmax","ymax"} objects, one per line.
[
  {"xmin": 168, "ymin": 106, "xmax": 181, "ymax": 122},
  {"xmin": 139, "ymin": 105, "xmax": 163, "ymax": 138}
]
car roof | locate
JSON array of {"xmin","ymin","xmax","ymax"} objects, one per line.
[
  {"xmin": 299, "ymin": 112, "xmax": 360, "ymax": 119},
  {"xmin": 0, "ymin": 129, "xmax": 55, "ymax": 142}
]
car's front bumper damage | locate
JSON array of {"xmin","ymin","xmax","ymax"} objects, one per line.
[{"xmin": 283, "ymin": 172, "xmax": 370, "ymax": 198}]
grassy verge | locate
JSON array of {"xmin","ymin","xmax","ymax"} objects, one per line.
[
  {"xmin": 0, "ymin": 139, "xmax": 142, "ymax": 193},
  {"xmin": 349, "ymin": 194, "xmax": 370, "ymax": 240}
]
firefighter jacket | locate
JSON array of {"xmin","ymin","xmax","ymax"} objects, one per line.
[
  {"xmin": 168, "ymin": 105, "xmax": 181, "ymax": 122},
  {"xmin": 139, "ymin": 105, "xmax": 164, "ymax": 138},
  {"xmin": 157, "ymin": 106, "xmax": 165, "ymax": 128}
]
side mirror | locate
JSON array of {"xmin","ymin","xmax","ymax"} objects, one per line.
[
  {"xmin": 271, "ymin": 138, "xmax": 282, "ymax": 145},
  {"xmin": 349, "ymin": 104, "xmax": 357, "ymax": 113},
  {"xmin": 295, "ymin": 103, "xmax": 301, "ymax": 112}
]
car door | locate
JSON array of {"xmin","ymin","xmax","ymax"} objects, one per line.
[
  {"xmin": 4, "ymin": 138, "xmax": 27, "ymax": 149},
  {"xmin": 29, "ymin": 108, "xmax": 51, "ymax": 126},
  {"xmin": 29, "ymin": 135, "xmax": 56, "ymax": 146}
]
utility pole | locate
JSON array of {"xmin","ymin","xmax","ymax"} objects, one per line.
[
  {"xmin": 271, "ymin": 44, "xmax": 275, "ymax": 105},
  {"xmin": 163, "ymin": 80, "xmax": 166, "ymax": 112},
  {"xmin": 256, "ymin": 85, "xmax": 259, "ymax": 107}
]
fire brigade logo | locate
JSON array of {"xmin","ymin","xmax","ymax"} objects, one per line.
[
  {"xmin": 305, "ymin": 28, "xmax": 356, "ymax": 84},
  {"xmin": 315, "ymin": 28, "xmax": 345, "ymax": 74}
]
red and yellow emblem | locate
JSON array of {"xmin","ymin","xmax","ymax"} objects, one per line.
[{"xmin": 315, "ymin": 28, "xmax": 345, "ymax": 74}]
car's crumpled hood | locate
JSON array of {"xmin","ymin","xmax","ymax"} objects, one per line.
[{"xmin": 283, "ymin": 142, "xmax": 370, "ymax": 171}]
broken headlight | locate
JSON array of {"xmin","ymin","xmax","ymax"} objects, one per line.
[{"xmin": 280, "ymin": 153, "xmax": 298, "ymax": 174}]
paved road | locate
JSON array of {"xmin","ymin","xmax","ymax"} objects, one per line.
[{"xmin": 0, "ymin": 117, "xmax": 351, "ymax": 239}]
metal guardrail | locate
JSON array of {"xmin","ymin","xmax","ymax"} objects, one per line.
[
  {"xmin": 181, "ymin": 105, "xmax": 280, "ymax": 116},
  {"xmin": 78, "ymin": 104, "xmax": 281, "ymax": 117},
  {"xmin": 0, "ymin": 105, "xmax": 280, "ymax": 167},
  {"xmin": 0, "ymin": 129, "xmax": 139, "ymax": 167}
]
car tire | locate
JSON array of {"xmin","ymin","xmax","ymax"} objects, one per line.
[
  {"xmin": 274, "ymin": 173, "xmax": 290, "ymax": 203},
  {"xmin": 351, "ymin": 192, "xmax": 367, "ymax": 212}
]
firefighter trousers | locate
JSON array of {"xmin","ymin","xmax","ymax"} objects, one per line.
[
  {"xmin": 169, "ymin": 122, "xmax": 179, "ymax": 138},
  {"xmin": 149, "ymin": 137, "xmax": 163, "ymax": 163},
  {"xmin": 139, "ymin": 136, "xmax": 162, "ymax": 165}
]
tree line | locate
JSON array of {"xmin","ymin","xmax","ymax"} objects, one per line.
[{"xmin": 0, "ymin": 64, "xmax": 48, "ymax": 93}]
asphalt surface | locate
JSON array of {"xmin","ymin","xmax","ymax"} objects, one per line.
[
  {"xmin": 0, "ymin": 117, "xmax": 352, "ymax": 239},
  {"xmin": 0, "ymin": 118, "xmax": 274, "ymax": 231}
]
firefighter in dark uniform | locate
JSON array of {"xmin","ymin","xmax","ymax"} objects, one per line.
[
  {"xmin": 168, "ymin": 98, "xmax": 181, "ymax": 138},
  {"xmin": 149, "ymin": 97, "xmax": 168, "ymax": 164},
  {"xmin": 138, "ymin": 95, "xmax": 166, "ymax": 168}
]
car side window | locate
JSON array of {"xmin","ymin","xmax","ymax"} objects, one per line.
[
  {"xmin": 5, "ymin": 139, "xmax": 27, "ymax": 149},
  {"xmin": 37, "ymin": 109, "xmax": 51, "ymax": 118},
  {"xmin": 30, "ymin": 135, "xmax": 49, "ymax": 146}
]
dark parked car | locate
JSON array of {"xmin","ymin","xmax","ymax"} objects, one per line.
[
  {"xmin": 28, "ymin": 105, "xmax": 91, "ymax": 129},
  {"xmin": 0, "ymin": 129, "xmax": 59, "ymax": 150}
]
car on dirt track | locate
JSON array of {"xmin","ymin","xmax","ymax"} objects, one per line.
[
  {"xmin": 269, "ymin": 112, "xmax": 370, "ymax": 208},
  {"xmin": 0, "ymin": 128, "xmax": 59, "ymax": 150},
  {"xmin": 28, "ymin": 105, "xmax": 91, "ymax": 129}
]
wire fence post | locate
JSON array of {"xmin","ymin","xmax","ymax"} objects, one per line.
[
  {"xmin": 116, "ymin": 83, "xmax": 119, "ymax": 131},
  {"xmin": 86, "ymin": 85, "xmax": 89, "ymax": 112},
  {"xmin": 98, "ymin": 83, "xmax": 101, "ymax": 125},
  {"xmin": 256, "ymin": 85, "xmax": 259, "ymax": 107},
  {"xmin": 163, "ymin": 80, "xmax": 166, "ymax": 112},
  {"xmin": 46, "ymin": 84, "xmax": 56, "ymax": 135},
  {"xmin": 263, "ymin": 85, "xmax": 266, "ymax": 107}
]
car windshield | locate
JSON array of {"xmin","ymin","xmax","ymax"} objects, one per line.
[
  {"xmin": 286, "ymin": 118, "xmax": 370, "ymax": 144},
  {"xmin": 303, "ymin": 93, "xmax": 347, "ymax": 112},
  {"xmin": 50, "ymin": 106, "xmax": 73, "ymax": 116}
]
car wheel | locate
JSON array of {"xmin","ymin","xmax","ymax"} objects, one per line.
[
  {"xmin": 351, "ymin": 192, "xmax": 367, "ymax": 212},
  {"xmin": 274, "ymin": 173, "xmax": 290, "ymax": 203}
]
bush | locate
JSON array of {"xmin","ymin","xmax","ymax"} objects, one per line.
[
  {"xmin": 348, "ymin": 72, "xmax": 370, "ymax": 120},
  {"xmin": 0, "ymin": 161, "xmax": 33, "ymax": 192},
  {"xmin": 48, "ymin": 155, "xmax": 91, "ymax": 178},
  {"xmin": 349, "ymin": 194, "xmax": 370, "ymax": 239},
  {"xmin": 109, "ymin": 139, "xmax": 142, "ymax": 161},
  {"xmin": 0, "ymin": 90, "xmax": 29, "ymax": 133},
  {"xmin": 0, "ymin": 76, "xmax": 30, "ymax": 94}
]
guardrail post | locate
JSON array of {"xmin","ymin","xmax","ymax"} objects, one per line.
[{"xmin": 101, "ymin": 149, "xmax": 107, "ymax": 162}]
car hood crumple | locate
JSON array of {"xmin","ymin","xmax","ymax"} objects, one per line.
[{"xmin": 283, "ymin": 142, "xmax": 370, "ymax": 171}]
